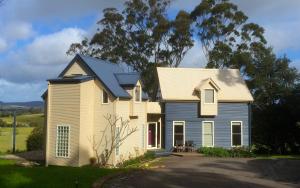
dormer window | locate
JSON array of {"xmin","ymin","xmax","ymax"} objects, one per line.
[
  {"xmin": 204, "ymin": 89, "xmax": 214, "ymax": 104},
  {"xmin": 102, "ymin": 90, "xmax": 109, "ymax": 104},
  {"xmin": 135, "ymin": 85, "xmax": 141, "ymax": 102}
]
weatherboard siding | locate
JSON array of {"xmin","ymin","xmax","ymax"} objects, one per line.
[{"xmin": 165, "ymin": 102, "xmax": 249, "ymax": 151}]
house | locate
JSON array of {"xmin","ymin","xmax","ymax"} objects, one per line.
[{"xmin": 43, "ymin": 54, "xmax": 253, "ymax": 167}]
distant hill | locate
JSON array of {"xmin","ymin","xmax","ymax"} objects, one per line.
[{"xmin": 0, "ymin": 101, "xmax": 44, "ymax": 109}]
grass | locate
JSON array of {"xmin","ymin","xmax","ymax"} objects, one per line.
[
  {"xmin": 0, "ymin": 127, "xmax": 34, "ymax": 153},
  {"xmin": 197, "ymin": 147, "xmax": 255, "ymax": 158},
  {"xmin": 256, "ymin": 155, "xmax": 300, "ymax": 160},
  {"xmin": 118, "ymin": 151, "xmax": 156, "ymax": 168},
  {"xmin": 0, "ymin": 113, "xmax": 44, "ymax": 127},
  {"xmin": 0, "ymin": 159, "xmax": 119, "ymax": 188}
]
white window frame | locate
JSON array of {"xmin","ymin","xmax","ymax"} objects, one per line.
[
  {"xmin": 56, "ymin": 125, "xmax": 70, "ymax": 158},
  {"xmin": 134, "ymin": 85, "xmax": 142, "ymax": 103},
  {"xmin": 172, "ymin": 121, "xmax": 185, "ymax": 147},
  {"xmin": 204, "ymin": 89, "xmax": 215, "ymax": 104},
  {"xmin": 231, "ymin": 121, "xmax": 243, "ymax": 147},
  {"xmin": 102, "ymin": 90, "xmax": 109, "ymax": 104},
  {"xmin": 202, "ymin": 121, "xmax": 214, "ymax": 147},
  {"xmin": 146, "ymin": 122, "xmax": 161, "ymax": 149}
]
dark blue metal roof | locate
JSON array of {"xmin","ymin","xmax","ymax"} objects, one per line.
[
  {"xmin": 115, "ymin": 73, "xmax": 140, "ymax": 86},
  {"xmin": 54, "ymin": 54, "xmax": 149, "ymax": 100},
  {"xmin": 77, "ymin": 55, "xmax": 131, "ymax": 99}
]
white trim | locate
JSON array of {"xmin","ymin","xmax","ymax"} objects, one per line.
[
  {"xmin": 202, "ymin": 121, "xmax": 214, "ymax": 147},
  {"xmin": 230, "ymin": 121, "xmax": 243, "ymax": 147},
  {"xmin": 147, "ymin": 122, "xmax": 160, "ymax": 149},
  {"xmin": 102, "ymin": 90, "xmax": 109, "ymax": 104},
  {"xmin": 134, "ymin": 85, "xmax": 142, "ymax": 103},
  {"xmin": 204, "ymin": 89, "xmax": 215, "ymax": 104},
  {"xmin": 55, "ymin": 124, "xmax": 70, "ymax": 158},
  {"xmin": 172, "ymin": 121, "xmax": 185, "ymax": 147}
]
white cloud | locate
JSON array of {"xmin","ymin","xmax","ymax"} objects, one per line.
[
  {"xmin": 26, "ymin": 28, "xmax": 86, "ymax": 65},
  {"xmin": 0, "ymin": 27, "xmax": 86, "ymax": 83},
  {"xmin": 0, "ymin": 38, "xmax": 7, "ymax": 52},
  {"xmin": 264, "ymin": 21, "xmax": 300, "ymax": 53},
  {"xmin": 2, "ymin": 21, "xmax": 34, "ymax": 41},
  {"xmin": 0, "ymin": 79, "xmax": 45, "ymax": 102}
]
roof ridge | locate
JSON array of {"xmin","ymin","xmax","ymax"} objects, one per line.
[
  {"xmin": 115, "ymin": 72, "xmax": 140, "ymax": 75},
  {"xmin": 78, "ymin": 54, "xmax": 120, "ymax": 67},
  {"xmin": 157, "ymin": 67, "xmax": 239, "ymax": 71}
]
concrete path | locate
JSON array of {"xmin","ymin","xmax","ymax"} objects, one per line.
[{"xmin": 103, "ymin": 155, "xmax": 300, "ymax": 188}]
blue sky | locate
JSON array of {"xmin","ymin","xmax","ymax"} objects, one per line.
[{"xmin": 0, "ymin": 0, "xmax": 299, "ymax": 102}]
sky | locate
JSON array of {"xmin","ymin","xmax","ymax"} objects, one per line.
[{"xmin": 0, "ymin": 0, "xmax": 299, "ymax": 102}]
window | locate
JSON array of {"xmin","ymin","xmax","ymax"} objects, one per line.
[
  {"xmin": 231, "ymin": 121, "xmax": 242, "ymax": 147},
  {"xmin": 204, "ymin": 89, "xmax": 214, "ymax": 103},
  {"xmin": 115, "ymin": 127, "xmax": 120, "ymax": 155},
  {"xmin": 202, "ymin": 121, "xmax": 214, "ymax": 147},
  {"xmin": 135, "ymin": 85, "xmax": 141, "ymax": 102},
  {"xmin": 102, "ymin": 90, "xmax": 108, "ymax": 104},
  {"xmin": 56, "ymin": 125, "xmax": 70, "ymax": 158},
  {"xmin": 173, "ymin": 121, "xmax": 185, "ymax": 147}
]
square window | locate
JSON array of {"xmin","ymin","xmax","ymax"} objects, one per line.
[{"xmin": 205, "ymin": 89, "xmax": 214, "ymax": 103}]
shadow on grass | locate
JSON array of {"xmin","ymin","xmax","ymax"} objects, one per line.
[{"xmin": 0, "ymin": 160, "xmax": 119, "ymax": 188}]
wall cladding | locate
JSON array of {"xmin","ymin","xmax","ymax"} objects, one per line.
[{"xmin": 165, "ymin": 102, "xmax": 249, "ymax": 151}]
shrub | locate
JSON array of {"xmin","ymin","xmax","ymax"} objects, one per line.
[
  {"xmin": 89, "ymin": 157, "xmax": 97, "ymax": 166},
  {"xmin": 117, "ymin": 151, "xmax": 155, "ymax": 168},
  {"xmin": 198, "ymin": 147, "xmax": 254, "ymax": 158},
  {"xmin": 26, "ymin": 126, "xmax": 44, "ymax": 151},
  {"xmin": 251, "ymin": 144, "xmax": 272, "ymax": 155}
]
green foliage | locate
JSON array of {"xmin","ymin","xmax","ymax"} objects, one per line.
[
  {"xmin": 26, "ymin": 126, "xmax": 44, "ymax": 151},
  {"xmin": 0, "ymin": 159, "xmax": 119, "ymax": 188},
  {"xmin": 117, "ymin": 151, "xmax": 156, "ymax": 168},
  {"xmin": 67, "ymin": 0, "xmax": 193, "ymax": 100},
  {"xmin": 0, "ymin": 127, "xmax": 34, "ymax": 153},
  {"xmin": 0, "ymin": 119, "xmax": 8, "ymax": 127},
  {"xmin": 191, "ymin": 0, "xmax": 266, "ymax": 70},
  {"xmin": 198, "ymin": 147, "xmax": 254, "ymax": 158},
  {"xmin": 0, "ymin": 113, "xmax": 44, "ymax": 127},
  {"xmin": 252, "ymin": 86, "xmax": 300, "ymax": 154}
]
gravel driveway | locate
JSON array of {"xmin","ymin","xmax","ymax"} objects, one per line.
[{"xmin": 103, "ymin": 155, "xmax": 300, "ymax": 188}]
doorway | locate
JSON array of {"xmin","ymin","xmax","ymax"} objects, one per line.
[{"xmin": 147, "ymin": 122, "xmax": 161, "ymax": 149}]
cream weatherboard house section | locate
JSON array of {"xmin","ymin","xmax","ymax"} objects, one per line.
[{"xmin": 43, "ymin": 54, "xmax": 253, "ymax": 167}]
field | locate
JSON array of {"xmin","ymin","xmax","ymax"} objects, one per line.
[
  {"xmin": 0, "ymin": 127, "xmax": 34, "ymax": 153},
  {"xmin": 0, "ymin": 159, "xmax": 119, "ymax": 188},
  {"xmin": 0, "ymin": 113, "xmax": 44, "ymax": 127}
]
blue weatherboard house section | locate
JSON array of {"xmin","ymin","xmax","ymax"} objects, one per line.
[
  {"xmin": 164, "ymin": 102, "xmax": 250, "ymax": 151},
  {"xmin": 157, "ymin": 67, "xmax": 254, "ymax": 151}
]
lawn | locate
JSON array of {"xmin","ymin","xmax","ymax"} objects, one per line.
[
  {"xmin": 257, "ymin": 154, "xmax": 300, "ymax": 160},
  {"xmin": 0, "ymin": 113, "xmax": 44, "ymax": 127},
  {"xmin": 0, "ymin": 127, "xmax": 34, "ymax": 153},
  {"xmin": 0, "ymin": 159, "xmax": 119, "ymax": 188}
]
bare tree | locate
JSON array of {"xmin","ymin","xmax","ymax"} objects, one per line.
[{"xmin": 88, "ymin": 114, "xmax": 138, "ymax": 166}]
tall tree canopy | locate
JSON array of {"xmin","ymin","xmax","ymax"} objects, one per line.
[
  {"xmin": 67, "ymin": 0, "xmax": 194, "ymax": 99},
  {"xmin": 191, "ymin": 0, "xmax": 299, "ymax": 153}
]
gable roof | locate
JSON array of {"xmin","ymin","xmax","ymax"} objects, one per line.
[
  {"xmin": 157, "ymin": 67, "xmax": 253, "ymax": 102},
  {"xmin": 115, "ymin": 73, "xmax": 140, "ymax": 87},
  {"xmin": 58, "ymin": 54, "xmax": 132, "ymax": 99}
]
